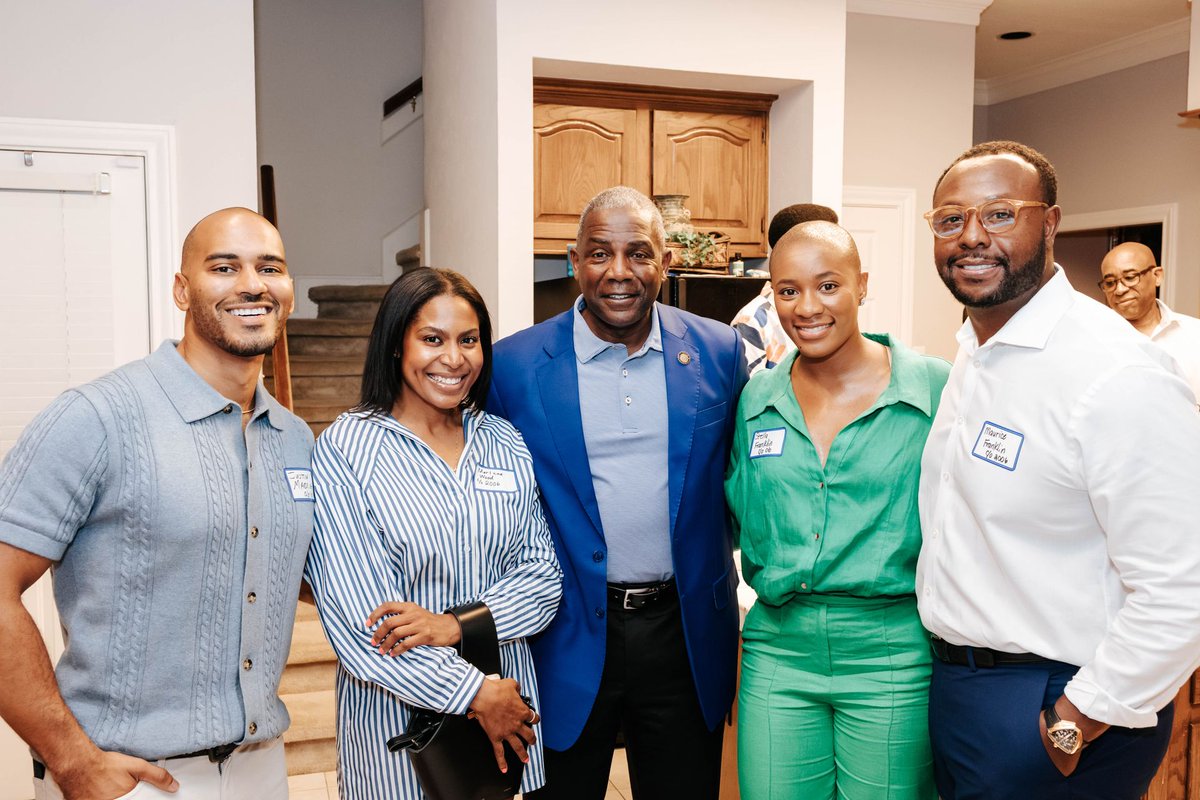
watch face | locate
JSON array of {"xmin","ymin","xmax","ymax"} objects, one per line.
[{"xmin": 1048, "ymin": 723, "xmax": 1083, "ymax": 755}]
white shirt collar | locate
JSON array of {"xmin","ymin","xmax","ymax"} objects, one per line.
[
  {"xmin": 955, "ymin": 265, "xmax": 1074, "ymax": 353},
  {"xmin": 1150, "ymin": 299, "xmax": 1180, "ymax": 339}
]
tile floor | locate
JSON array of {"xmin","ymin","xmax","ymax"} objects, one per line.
[{"xmin": 286, "ymin": 748, "xmax": 633, "ymax": 799}]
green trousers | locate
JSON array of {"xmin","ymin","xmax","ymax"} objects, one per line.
[{"xmin": 738, "ymin": 594, "xmax": 936, "ymax": 800}]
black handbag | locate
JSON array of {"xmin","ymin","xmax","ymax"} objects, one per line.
[{"xmin": 386, "ymin": 601, "xmax": 525, "ymax": 800}]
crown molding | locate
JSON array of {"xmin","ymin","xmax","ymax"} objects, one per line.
[
  {"xmin": 847, "ymin": 0, "xmax": 992, "ymax": 27},
  {"xmin": 976, "ymin": 17, "xmax": 1190, "ymax": 106}
]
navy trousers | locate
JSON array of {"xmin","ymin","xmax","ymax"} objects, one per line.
[{"xmin": 929, "ymin": 657, "xmax": 1173, "ymax": 799}]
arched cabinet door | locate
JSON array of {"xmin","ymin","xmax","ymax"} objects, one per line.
[
  {"xmin": 533, "ymin": 103, "xmax": 650, "ymax": 251},
  {"xmin": 652, "ymin": 109, "xmax": 767, "ymax": 257}
]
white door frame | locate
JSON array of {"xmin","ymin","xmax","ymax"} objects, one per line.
[
  {"xmin": 1059, "ymin": 204, "xmax": 1178, "ymax": 309},
  {"xmin": 842, "ymin": 185, "xmax": 917, "ymax": 345},
  {"xmin": 0, "ymin": 117, "xmax": 180, "ymax": 341},
  {"xmin": 0, "ymin": 120, "xmax": 176, "ymax": 661}
]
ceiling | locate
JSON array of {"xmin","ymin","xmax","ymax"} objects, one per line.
[{"xmin": 975, "ymin": 0, "xmax": 1191, "ymax": 81}]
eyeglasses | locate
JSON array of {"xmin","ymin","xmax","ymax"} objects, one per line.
[
  {"xmin": 924, "ymin": 199, "xmax": 1049, "ymax": 239},
  {"xmin": 1097, "ymin": 265, "xmax": 1157, "ymax": 293}
]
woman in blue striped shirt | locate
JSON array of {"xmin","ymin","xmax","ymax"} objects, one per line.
[{"xmin": 306, "ymin": 268, "xmax": 563, "ymax": 800}]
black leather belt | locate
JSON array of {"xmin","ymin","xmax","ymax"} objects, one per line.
[
  {"xmin": 930, "ymin": 636, "xmax": 1047, "ymax": 668},
  {"xmin": 607, "ymin": 579, "xmax": 676, "ymax": 611},
  {"xmin": 33, "ymin": 742, "xmax": 239, "ymax": 779},
  {"xmin": 172, "ymin": 742, "xmax": 241, "ymax": 764}
]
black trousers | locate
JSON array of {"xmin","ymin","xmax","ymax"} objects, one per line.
[{"xmin": 528, "ymin": 591, "xmax": 724, "ymax": 800}]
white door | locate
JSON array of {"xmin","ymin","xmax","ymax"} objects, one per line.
[
  {"xmin": 0, "ymin": 149, "xmax": 150, "ymax": 796},
  {"xmin": 841, "ymin": 186, "xmax": 917, "ymax": 346}
]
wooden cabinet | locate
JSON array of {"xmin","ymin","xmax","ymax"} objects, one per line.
[
  {"xmin": 533, "ymin": 103, "xmax": 649, "ymax": 251},
  {"xmin": 534, "ymin": 79, "xmax": 775, "ymax": 257},
  {"xmin": 652, "ymin": 109, "xmax": 767, "ymax": 254},
  {"xmin": 1143, "ymin": 672, "xmax": 1200, "ymax": 800}
]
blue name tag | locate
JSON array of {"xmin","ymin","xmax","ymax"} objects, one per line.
[
  {"xmin": 971, "ymin": 421, "xmax": 1024, "ymax": 471},
  {"xmin": 284, "ymin": 468, "xmax": 315, "ymax": 501},
  {"xmin": 749, "ymin": 428, "xmax": 786, "ymax": 458}
]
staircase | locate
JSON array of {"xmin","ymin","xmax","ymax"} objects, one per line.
[{"xmin": 266, "ymin": 283, "xmax": 390, "ymax": 775}]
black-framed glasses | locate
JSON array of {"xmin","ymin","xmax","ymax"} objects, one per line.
[
  {"xmin": 923, "ymin": 199, "xmax": 1049, "ymax": 239},
  {"xmin": 1097, "ymin": 265, "xmax": 1157, "ymax": 293}
]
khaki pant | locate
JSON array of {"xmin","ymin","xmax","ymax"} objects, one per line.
[{"xmin": 33, "ymin": 737, "xmax": 287, "ymax": 800}]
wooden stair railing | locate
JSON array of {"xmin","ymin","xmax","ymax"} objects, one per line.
[{"xmin": 261, "ymin": 163, "xmax": 293, "ymax": 411}]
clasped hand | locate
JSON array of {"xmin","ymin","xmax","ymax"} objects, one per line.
[
  {"xmin": 366, "ymin": 601, "xmax": 461, "ymax": 656},
  {"xmin": 469, "ymin": 677, "xmax": 539, "ymax": 774},
  {"xmin": 365, "ymin": 600, "xmax": 539, "ymax": 772}
]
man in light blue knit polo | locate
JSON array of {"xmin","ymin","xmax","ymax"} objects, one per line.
[{"xmin": 0, "ymin": 208, "xmax": 315, "ymax": 800}]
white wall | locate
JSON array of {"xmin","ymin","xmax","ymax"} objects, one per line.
[
  {"xmin": 1189, "ymin": 4, "xmax": 1200, "ymax": 111},
  {"xmin": 0, "ymin": 3, "xmax": 258, "ymax": 794},
  {"xmin": 984, "ymin": 53, "xmax": 1200, "ymax": 316},
  {"xmin": 844, "ymin": 13, "xmax": 978, "ymax": 359},
  {"xmin": 0, "ymin": 0, "xmax": 258, "ymax": 257},
  {"xmin": 425, "ymin": 0, "xmax": 848, "ymax": 337},
  {"xmin": 255, "ymin": 0, "xmax": 425, "ymax": 317}
]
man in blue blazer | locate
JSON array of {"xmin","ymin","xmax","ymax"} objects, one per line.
[{"xmin": 488, "ymin": 187, "xmax": 747, "ymax": 799}]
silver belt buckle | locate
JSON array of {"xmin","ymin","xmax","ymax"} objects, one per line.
[{"xmin": 622, "ymin": 587, "xmax": 651, "ymax": 610}]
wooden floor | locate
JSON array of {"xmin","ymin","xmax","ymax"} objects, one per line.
[{"xmin": 286, "ymin": 748, "xmax": 634, "ymax": 799}]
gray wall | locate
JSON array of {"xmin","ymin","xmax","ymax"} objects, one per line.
[
  {"xmin": 844, "ymin": 13, "xmax": 978, "ymax": 359},
  {"xmin": 255, "ymin": 0, "xmax": 424, "ymax": 315},
  {"xmin": 984, "ymin": 53, "xmax": 1200, "ymax": 314}
]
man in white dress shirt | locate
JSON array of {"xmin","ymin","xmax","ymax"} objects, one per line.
[
  {"xmin": 916, "ymin": 140, "xmax": 1200, "ymax": 798},
  {"xmin": 1099, "ymin": 241, "xmax": 1200, "ymax": 395}
]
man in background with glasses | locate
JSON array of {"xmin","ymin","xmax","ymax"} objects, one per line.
[
  {"xmin": 1099, "ymin": 241, "xmax": 1200, "ymax": 395},
  {"xmin": 915, "ymin": 141, "xmax": 1200, "ymax": 799}
]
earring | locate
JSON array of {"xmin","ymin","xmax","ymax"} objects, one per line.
[{"xmin": 859, "ymin": 298, "xmax": 866, "ymax": 307}]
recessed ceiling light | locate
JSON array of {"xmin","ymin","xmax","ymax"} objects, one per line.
[{"xmin": 998, "ymin": 31, "xmax": 1034, "ymax": 41}]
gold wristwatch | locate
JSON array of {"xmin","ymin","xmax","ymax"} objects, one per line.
[{"xmin": 1044, "ymin": 706, "xmax": 1084, "ymax": 755}]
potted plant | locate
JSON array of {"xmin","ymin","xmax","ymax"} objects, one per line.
[{"xmin": 667, "ymin": 230, "xmax": 729, "ymax": 269}]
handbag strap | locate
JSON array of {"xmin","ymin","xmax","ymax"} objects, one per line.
[{"xmin": 449, "ymin": 601, "xmax": 501, "ymax": 676}]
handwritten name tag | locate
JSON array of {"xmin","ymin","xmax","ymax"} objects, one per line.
[
  {"xmin": 971, "ymin": 421, "xmax": 1024, "ymax": 472},
  {"xmin": 749, "ymin": 428, "xmax": 786, "ymax": 459},
  {"xmin": 475, "ymin": 466, "xmax": 518, "ymax": 492},
  {"xmin": 284, "ymin": 468, "xmax": 315, "ymax": 501}
]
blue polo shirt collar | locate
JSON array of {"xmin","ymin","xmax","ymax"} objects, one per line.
[
  {"xmin": 147, "ymin": 340, "xmax": 287, "ymax": 430},
  {"xmin": 572, "ymin": 296, "xmax": 663, "ymax": 363}
]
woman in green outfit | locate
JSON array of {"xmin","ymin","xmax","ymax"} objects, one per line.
[{"xmin": 725, "ymin": 221, "xmax": 949, "ymax": 799}]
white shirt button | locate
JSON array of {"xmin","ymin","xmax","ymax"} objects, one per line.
[
  {"xmin": 942, "ymin": 472, "xmax": 950, "ymax": 482},
  {"xmin": 973, "ymin": 360, "xmax": 982, "ymax": 368},
  {"xmin": 924, "ymin": 587, "xmax": 932, "ymax": 596},
  {"xmin": 624, "ymin": 396, "xmax": 631, "ymax": 406},
  {"xmin": 622, "ymin": 369, "xmax": 628, "ymax": 378}
]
